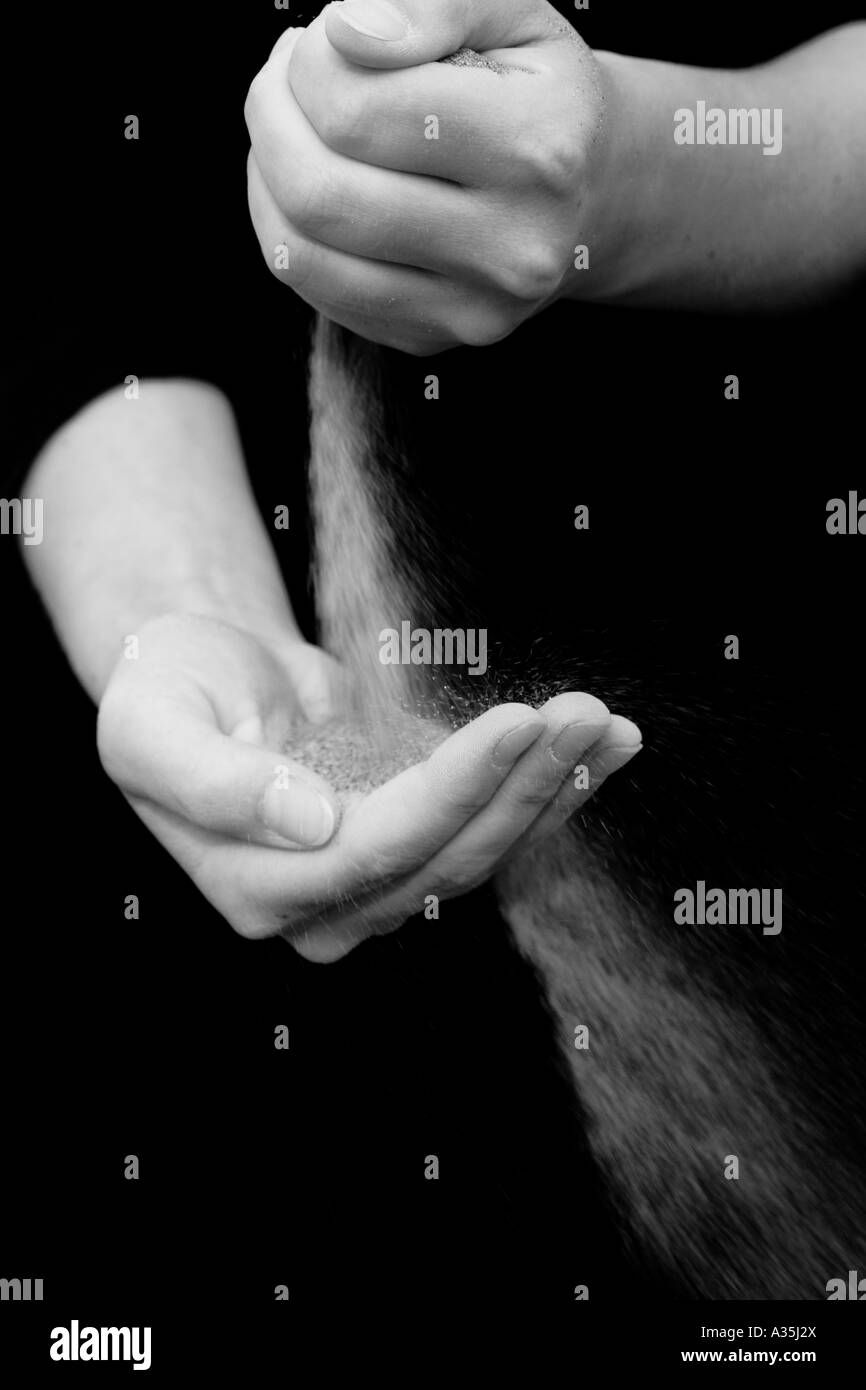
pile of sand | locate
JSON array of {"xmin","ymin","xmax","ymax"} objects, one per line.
[{"xmin": 282, "ymin": 711, "xmax": 449, "ymax": 796}]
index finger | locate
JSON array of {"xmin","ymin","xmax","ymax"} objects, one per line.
[
  {"xmin": 218, "ymin": 702, "xmax": 546, "ymax": 910},
  {"xmin": 338, "ymin": 700, "xmax": 549, "ymax": 873},
  {"xmin": 261, "ymin": 17, "xmax": 534, "ymax": 186}
]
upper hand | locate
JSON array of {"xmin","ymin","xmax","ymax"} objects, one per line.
[{"xmin": 245, "ymin": 0, "xmax": 609, "ymax": 355}]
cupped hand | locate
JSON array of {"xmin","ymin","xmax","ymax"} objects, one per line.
[{"xmin": 96, "ymin": 612, "xmax": 640, "ymax": 961}]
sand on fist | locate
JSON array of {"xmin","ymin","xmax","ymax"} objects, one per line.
[{"xmin": 441, "ymin": 49, "xmax": 510, "ymax": 75}]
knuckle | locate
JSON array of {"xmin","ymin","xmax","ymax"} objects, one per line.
[
  {"xmin": 401, "ymin": 335, "xmax": 452, "ymax": 357},
  {"xmin": 290, "ymin": 929, "xmax": 358, "ymax": 963},
  {"xmin": 361, "ymin": 324, "xmax": 409, "ymax": 353},
  {"xmin": 95, "ymin": 692, "xmax": 134, "ymax": 785},
  {"xmin": 314, "ymin": 90, "xmax": 368, "ymax": 158},
  {"xmin": 284, "ymin": 165, "xmax": 335, "ymax": 241},
  {"xmin": 539, "ymin": 134, "xmax": 581, "ymax": 194},
  {"xmin": 369, "ymin": 907, "xmax": 411, "ymax": 937},
  {"xmin": 436, "ymin": 858, "xmax": 486, "ymax": 895},
  {"xmin": 426, "ymin": 753, "xmax": 487, "ymax": 816},
  {"xmin": 454, "ymin": 306, "xmax": 516, "ymax": 349},
  {"xmin": 226, "ymin": 885, "xmax": 288, "ymax": 941},
  {"xmin": 515, "ymin": 126, "xmax": 580, "ymax": 195},
  {"xmin": 515, "ymin": 778, "xmax": 557, "ymax": 811},
  {"xmin": 393, "ymin": 320, "xmax": 456, "ymax": 355},
  {"xmin": 342, "ymin": 317, "xmax": 452, "ymax": 356},
  {"xmin": 243, "ymin": 67, "xmax": 267, "ymax": 132},
  {"xmin": 492, "ymin": 243, "xmax": 567, "ymax": 303},
  {"xmin": 572, "ymin": 694, "xmax": 612, "ymax": 726},
  {"xmin": 277, "ymin": 243, "xmax": 316, "ymax": 295},
  {"xmin": 229, "ymin": 908, "xmax": 273, "ymax": 941},
  {"xmin": 497, "ymin": 702, "xmax": 538, "ymax": 724},
  {"xmin": 441, "ymin": 783, "xmax": 488, "ymax": 817}
]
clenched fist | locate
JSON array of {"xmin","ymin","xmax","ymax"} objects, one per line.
[{"xmin": 245, "ymin": 0, "xmax": 614, "ymax": 354}]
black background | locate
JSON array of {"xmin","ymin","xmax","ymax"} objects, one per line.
[{"xmin": 1, "ymin": 0, "xmax": 865, "ymax": 1371}]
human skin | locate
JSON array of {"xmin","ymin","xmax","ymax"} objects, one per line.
[
  {"xmin": 21, "ymin": 382, "xmax": 641, "ymax": 962},
  {"xmin": 245, "ymin": 0, "xmax": 866, "ymax": 354}
]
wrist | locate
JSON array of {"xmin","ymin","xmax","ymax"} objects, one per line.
[
  {"xmin": 82, "ymin": 572, "xmax": 298, "ymax": 703},
  {"xmin": 165, "ymin": 566, "xmax": 299, "ymax": 649},
  {"xmin": 560, "ymin": 51, "xmax": 661, "ymax": 305}
]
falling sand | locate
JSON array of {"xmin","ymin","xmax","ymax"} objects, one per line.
[
  {"xmin": 281, "ymin": 314, "xmax": 462, "ymax": 795},
  {"xmin": 281, "ymin": 52, "xmax": 544, "ymax": 797}
]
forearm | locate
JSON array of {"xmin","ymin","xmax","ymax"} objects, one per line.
[
  {"xmin": 581, "ymin": 24, "xmax": 866, "ymax": 309},
  {"xmin": 22, "ymin": 380, "xmax": 298, "ymax": 700}
]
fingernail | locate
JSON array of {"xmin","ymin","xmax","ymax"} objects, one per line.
[
  {"xmin": 588, "ymin": 742, "xmax": 643, "ymax": 780},
  {"xmin": 262, "ymin": 778, "xmax": 336, "ymax": 847},
  {"xmin": 548, "ymin": 719, "xmax": 603, "ymax": 766},
  {"xmin": 336, "ymin": 0, "xmax": 409, "ymax": 40},
  {"xmin": 491, "ymin": 719, "xmax": 545, "ymax": 769}
]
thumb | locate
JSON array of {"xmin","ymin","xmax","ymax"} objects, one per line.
[
  {"xmin": 98, "ymin": 694, "xmax": 341, "ymax": 850},
  {"xmin": 324, "ymin": 0, "xmax": 549, "ymax": 70}
]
